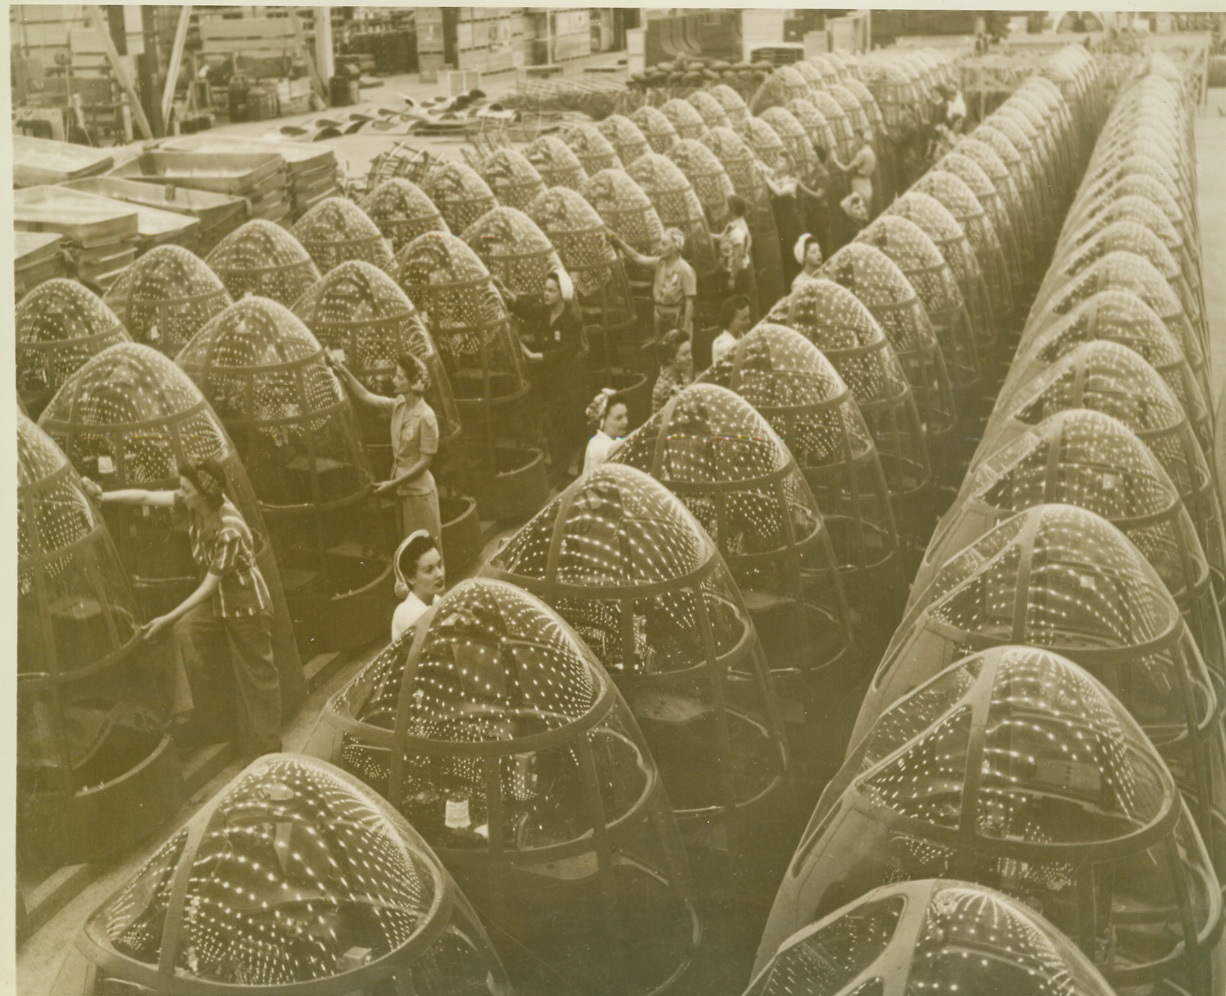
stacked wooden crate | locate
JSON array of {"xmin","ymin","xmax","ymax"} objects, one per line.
[
  {"xmin": 552, "ymin": 9, "xmax": 593, "ymax": 62},
  {"xmin": 458, "ymin": 8, "xmax": 519, "ymax": 75},
  {"xmin": 414, "ymin": 9, "xmax": 447, "ymax": 82}
]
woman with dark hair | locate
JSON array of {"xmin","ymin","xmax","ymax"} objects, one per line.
[
  {"xmin": 758, "ymin": 150, "xmax": 828, "ymax": 284},
  {"xmin": 390, "ymin": 529, "xmax": 446, "ymax": 643},
  {"xmin": 651, "ymin": 329, "xmax": 693, "ymax": 414},
  {"xmin": 83, "ymin": 458, "xmax": 282, "ymax": 759},
  {"xmin": 496, "ymin": 269, "xmax": 588, "ymax": 476},
  {"xmin": 791, "ymin": 233, "xmax": 825, "ymax": 293},
  {"xmin": 330, "ymin": 350, "xmax": 441, "ymax": 540},
  {"xmin": 583, "ymin": 388, "xmax": 630, "ymax": 473}
]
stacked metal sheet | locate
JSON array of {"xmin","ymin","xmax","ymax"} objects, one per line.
[
  {"xmin": 13, "ymin": 186, "xmax": 139, "ymax": 290},
  {"xmin": 12, "ymin": 134, "xmax": 113, "ymax": 188},
  {"xmin": 14, "ymin": 231, "xmax": 67, "ymax": 296},
  {"xmin": 110, "ymin": 150, "xmax": 291, "ymax": 224},
  {"xmin": 64, "ymin": 175, "xmax": 248, "ymax": 254},
  {"xmin": 162, "ymin": 134, "xmax": 340, "ymax": 220}
]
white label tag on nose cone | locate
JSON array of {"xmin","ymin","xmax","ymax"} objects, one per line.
[{"xmin": 97, "ymin": 455, "xmax": 115, "ymax": 475}]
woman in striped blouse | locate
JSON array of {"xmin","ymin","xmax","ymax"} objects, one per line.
[{"xmin": 85, "ymin": 457, "xmax": 282, "ymax": 760}]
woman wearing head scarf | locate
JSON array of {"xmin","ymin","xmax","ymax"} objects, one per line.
[
  {"xmin": 757, "ymin": 149, "xmax": 829, "ymax": 285},
  {"xmin": 495, "ymin": 268, "xmax": 589, "ymax": 477},
  {"xmin": 583, "ymin": 388, "xmax": 630, "ymax": 473},
  {"xmin": 611, "ymin": 227, "xmax": 697, "ymax": 336},
  {"xmin": 391, "ymin": 530, "xmax": 446, "ymax": 643},
  {"xmin": 83, "ymin": 459, "xmax": 281, "ymax": 760},
  {"xmin": 790, "ymin": 234, "xmax": 825, "ymax": 293}
]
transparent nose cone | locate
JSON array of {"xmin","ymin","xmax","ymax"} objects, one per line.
[
  {"xmin": 666, "ymin": 138, "xmax": 737, "ymax": 232},
  {"xmin": 359, "ymin": 177, "xmax": 450, "ymax": 256},
  {"xmin": 758, "ymin": 107, "xmax": 822, "ymax": 183},
  {"xmin": 1030, "ymin": 249, "xmax": 1208, "ymax": 406},
  {"xmin": 526, "ymin": 185, "xmax": 626, "ymax": 300},
  {"xmin": 104, "ymin": 245, "xmax": 232, "ymax": 357},
  {"xmin": 699, "ymin": 127, "xmax": 787, "ymax": 305},
  {"xmin": 887, "ymin": 190, "xmax": 997, "ymax": 356},
  {"xmin": 686, "ymin": 89, "xmax": 732, "ymax": 132},
  {"xmin": 857, "ymin": 504, "xmax": 1226, "ymax": 886},
  {"xmin": 658, "ymin": 97, "xmax": 707, "ymax": 141},
  {"xmin": 204, "ymin": 219, "xmax": 321, "ymax": 308},
  {"xmin": 418, "ymin": 159, "xmax": 498, "ymax": 236},
  {"xmin": 16, "ymin": 278, "xmax": 130, "ymax": 418},
  {"xmin": 763, "ymin": 644, "xmax": 1223, "ymax": 994},
  {"xmin": 610, "ymin": 382, "xmax": 855, "ymax": 678},
  {"xmin": 558, "ymin": 120, "xmax": 621, "ymax": 174},
  {"xmin": 981, "ymin": 341, "xmax": 1226, "ymax": 595},
  {"xmin": 17, "ymin": 414, "xmax": 184, "ymax": 867},
  {"xmin": 1009, "ymin": 287, "xmax": 1212, "ymax": 459},
  {"xmin": 471, "ymin": 146, "xmax": 545, "ymax": 212},
  {"xmin": 698, "ymin": 322, "xmax": 902, "ymax": 596},
  {"xmin": 749, "ymin": 878, "xmax": 1118, "ymax": 996},
  {"xmin": 483, "ymin": 464, "xmax": 790, "ymax": 835},
  {"xmin": 822, "ymin": 242, "xmax": 958, "ymax": 445},
  {"xmin": 920, "ymin": 408, "xmax": 1225, "ymax": 681},
  {"xmin": 752, "ymin": 65, "xmax": 812, "ymax": 115},
  {"xmin": 580, "ymin": 167, "xmax": 667, "ymax": 258},
  {"xmin": 304, "ymin": 578, "xmax": 701, "ymax": 995},
  {"xmin": 912, "ymin": 169, "xmax": 1013, "ymax": 326},
  {"xmin": 289, "ymin": 196, "xmax": 395, "ymax": 276},
  {"xmin": 54, "ymin": 754, "xmax": 511, "ymax": 995},
  {"xmin": 780, "ymin": 277, "xmax": 932, "ymax": 543},
  {"xmin": 709, "ymin": 83, "xmax": 750, "ymax": 128},
  {"xmin": 734, "ymin": 116, "xmax": 789, "ymax": 174},
  {"xmin": 595, "ymin": 113, "xmax": 651, "ymax": 168},
  {"xmin": 461, "ymin": 205, "xmax": 562, "ymax": 301},
  {"xmin": 625, "ymin": 152, "xmax": 718, "ymax": 276},
  {"xmin": 785, "ymin": 98, "xmax": 840, "ymax": 168},
  {"xmin": 36, "ymin": 341, "xmax": 306, "ymax": 705},
  {"xmin": 291, "ymin": 258, "xmax": 463, "ymax": 457},
  {"xmin": 629, "ymin": 104, "xmax": 680, "ymax": 155},
  {"xmin": 522, "ymin": 133, "xmax": 588, "ymax": 191},
  {"xmin": 392, "ymin": 231, "xmax": 538, "ymax": 509},
  {"xmin": 857, "ymin": 213, "xmax": 983, "ymax": 400}
]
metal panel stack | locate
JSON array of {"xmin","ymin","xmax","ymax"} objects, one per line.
[
  {"xmin": 13, "ymin": 186, "xmax": 140, "ymax": 291},
  {"xmin": 110, "ymin": 150, "xmax": 291, "ymax": 224},
  {"xmin": 162, "ymin": 134, "xmax": 340, "ymax": 220}
]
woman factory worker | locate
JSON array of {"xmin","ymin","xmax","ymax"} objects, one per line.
[
  {"xmin": 652, "ymin": 329, "xmax": 694, "ymax": 414},
  {"xmin": 583, "ymin": 388, "xmax": 630, "ymax": 473},
  {"xmin": 612, "ymin": 228, "xmax": 697, "ymax": 336},
  {"xmin": 83, "ymin": 459, "xmax": 281, "ymax": 760},
  {"xmin": 330, "ymin": 351, "xmax": 441, "ymax": 541},
  {"xmin": 391, "ymin": 530, "xmax": 447, "ymax": 643},
  {"xmin": 496, "ymin": 269, "xmax": 588, "ymax": 478},
  {"xmin": 831, "ymin": 130, "xmax": 878, "ymax": 221}
]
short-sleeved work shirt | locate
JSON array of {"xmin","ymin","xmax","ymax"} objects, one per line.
[
  {"xmin": 187, "ymin": 497, "xmax": 270, "ymax": 619},
  {"xmin": 391, "ymin": 395, "xmax": 439, "ymax": 497}
]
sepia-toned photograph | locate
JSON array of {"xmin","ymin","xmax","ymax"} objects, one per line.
[{"xmin": 8, "ymin": 4, "xmax": 1225, "ymax": 993}]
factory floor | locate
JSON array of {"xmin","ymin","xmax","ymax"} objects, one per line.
[{"xmin": 15, "ymin": 79, "xmax": 1226, "ymax": 996}]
